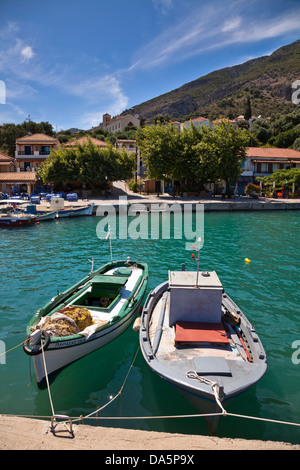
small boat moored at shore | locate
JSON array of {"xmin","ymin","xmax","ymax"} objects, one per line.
[
  {"xmin": 56, "ymin": 203, "xmax": 94, "ymax": 217},
  {"xmin": 24, "ymin": 258, "xmax": 148, "ymax": 387},
  {"xmin": 35, "ymin": 210, "xmax": 57, "ymax": 221},
  {"xmin": 48, "ymin": 197, "xmax": 94, "ymax": 217},
  {"xmin": 0, "ymin": 201, "xmax": 37, "ymax": 226},
  {"xmin": 139, "ymin": 242, "xmax": 267, "ymax": 435}
]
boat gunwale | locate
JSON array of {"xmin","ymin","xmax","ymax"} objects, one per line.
[
  {"xmin": 139, "ymin": 280, "xmax": 267, "ymax": 400},
  {"xmin": 26, "ymin": 260, "xmax": 148, "ymax": 343}
]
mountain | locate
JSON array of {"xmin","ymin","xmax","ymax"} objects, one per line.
[{"xmin": 124, "ymin": 40, "xmax": 300, "ymax": 122}]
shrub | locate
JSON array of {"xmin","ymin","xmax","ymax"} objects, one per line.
[
  {"xmin": 129, "ymin": 181, "xmax": 139, "ymax": 193},
  {"xmin": 245, "ymin": 183, "xmax": 260, "ymax": 194}
]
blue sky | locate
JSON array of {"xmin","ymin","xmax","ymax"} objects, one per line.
[{"xmin": 0, "ymin": 0, "xmax": 299, "ymax": 131}]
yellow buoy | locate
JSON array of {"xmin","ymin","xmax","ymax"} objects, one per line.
[{"xmin": 245, "ymin": 258, "xmax": 251, "ymax": 263}]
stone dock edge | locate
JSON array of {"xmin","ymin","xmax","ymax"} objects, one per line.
[
  {"xmin": 0, "ymin": 415, "xmax": 299, "ymax": 450},
  {"xmin": 84, "ymin": 197, "xmax": 300, "ymax": 214}
]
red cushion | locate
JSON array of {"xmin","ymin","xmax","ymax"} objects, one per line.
[{"xmin": 175, "ymin": 321, "xmax": 229, "ymax": 345}]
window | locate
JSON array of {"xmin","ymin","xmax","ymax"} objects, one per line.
[{"xmin": 41, "ymin": 146, "xmax": 50, "ymax": 155}]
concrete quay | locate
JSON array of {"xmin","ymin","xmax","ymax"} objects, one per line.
[
  {"xmin": 67, "ymin": 193, "xmax": 300, "ymax": 213},
  {"xmin": 1, "ymin": 415, "xmax": 299, "ymax": 450}
]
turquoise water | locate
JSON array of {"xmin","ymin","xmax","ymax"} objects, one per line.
[{"xmin": 0, "ymin": 210, "xmax": 300, "ymax": 444}]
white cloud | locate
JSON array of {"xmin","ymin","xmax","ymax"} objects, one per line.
[
  {"xmin": 129, "ymin": 3, "xmax": 300, "ymax": 71},
  {"xmin": 152, "ymin": 0, "xmax": 173, "ymax": 14},
  {"xmin": 20, "ymin": 46, "xmax": 34, "ymax": 61},
  {"xmin": 0, "ymin": 21, "xmax": 129, "ymax": 128},
  {"xmin": 67, "ymin": 75, "xmax": 128, "ymax": 112},
  {"xmin": 222, "ymin": 17, "xmax": 242, "ymax": 33},
  {"xmin": 230, "ymin": 12, "xmax": 300, "ymax": 43}
]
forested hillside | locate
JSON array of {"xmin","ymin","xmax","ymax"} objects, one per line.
[{"xmin": 124, "ymin": 40, "xmax": 300, "ymax": 123}]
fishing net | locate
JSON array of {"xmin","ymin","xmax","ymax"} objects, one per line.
[
  {"xmin": 34, "ymin": 306, "xmax": 95, "ymax": 337},
  {"xmin": 57, "ymin": 306, "xmax": 94, "ymax": 330}
]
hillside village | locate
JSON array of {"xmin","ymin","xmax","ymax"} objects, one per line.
[
  {"xmin": 0, "ymin": 107, "xmax": 300, "ymax": 199},
  {"xmin": 0, "ymin": 39, "xmax": 300, "ymax": 200}
]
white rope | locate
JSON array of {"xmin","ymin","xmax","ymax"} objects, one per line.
[
  {"xmin": 186, "ymin": 370, "xmax": 227, "ymax": 415},
  {"xmin": 8, "ymin": 411, "xmax": 300, "ymax": 428},
  {"xmin": 65, "ymin": 346, "xmax": 141, "ymax": 425},
  {"xmin": 41, "ymin": 337, "xmax": 55, "ymax": 418},
  {"xmin": 5, "ymin": 336, "xmax": 299, "ymax": 430},
  {"xmin": 17, "ymin": 343, "xmax": 300, "ymax": 431}
]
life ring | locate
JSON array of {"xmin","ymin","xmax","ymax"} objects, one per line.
[{"xmin": 23, "ymin": 330, "xmax": 50, "ymax": 356}]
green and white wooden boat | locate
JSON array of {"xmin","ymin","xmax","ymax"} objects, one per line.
[{"xmin": 24, "ymin": 259, "xmax": 148, "ymax": 387}]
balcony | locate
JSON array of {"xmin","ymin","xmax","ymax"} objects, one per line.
[
  {"xmin": 16, "ymin": 150, "xmax": 50, "ymax": 158},
  {"xmin": 18, "ymin": 150, "xmax": 33, "ymax": 155}
]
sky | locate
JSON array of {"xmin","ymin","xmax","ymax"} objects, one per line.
[{"xmin": 0, "ymin": 0, "xmax": 299, "ymax": 131}]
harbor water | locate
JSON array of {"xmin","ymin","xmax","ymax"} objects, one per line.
[{"xmin": 0, "ymin": 210, "xmax": 299, "ymax": 444}]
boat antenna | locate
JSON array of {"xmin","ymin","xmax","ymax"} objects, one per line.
[
  {"xmin": 106, "ymin": 225, "xmax": 113, "ymax": 262},
  {"xmin": 192, "ymin": 237, "xmax": 202, "ymax": 287}
]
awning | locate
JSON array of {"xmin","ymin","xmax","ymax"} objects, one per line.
[{"xmin": 0, "ymin": 172, "xmax": 37, "ymax": 183}]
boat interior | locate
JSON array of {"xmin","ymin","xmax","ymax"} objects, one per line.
[
  {"xmin": 66, "ymin": 265, "xmax": 144, "ymax": 323},
  {"xmin": 147, "ymin": 271, "xmax": 256, "ymax": 381}
]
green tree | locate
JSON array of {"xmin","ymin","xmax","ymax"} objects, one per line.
[
  {"xmin": 257, "ymin": 168, "xmax": 300, "ymax": 190},
  {"xmin": 38, "ymin": 137, "xmax": 134, "ymax": 188},
  {"xmin": 250, "ymin": 119, "xmax": 272, "ymax": 145},
  {"xmin": 137, "ymin": 123, "xmax": 182, "ymax": 181},
  {"xmin": 244, "ymin": 96, "xmax": 252, "ymax": 121},
  {"xmin": 268, "ymin": 125, "xmax": 300, "ymax": 148},
  {"xmin": 138, "ymin": 121, "xmax": 248, "ymax": 190},
  {"xmin": 209, "ymin": 121, "xmax": 248, "ymax": 191}
]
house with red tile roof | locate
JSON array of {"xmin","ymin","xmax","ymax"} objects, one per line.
[
  {"xmin": 0, "ymin": 152, "xmax": 15, "ymax": 172},
  {"xmin": 0, "ymin": 133, "xmax": 58, "ymax": 195},
  {"xmin": 238, "ymin": 146, "xmax": 300, "ymax": 192},
  {"xmin": 64, "ymin": 136, "xmax": 107, "ymax": 147},
  {"xmin": 15, "ymin": 133, "xmax": 59, "ymax": 173}
]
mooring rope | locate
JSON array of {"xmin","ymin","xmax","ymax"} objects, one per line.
[
  {"xmin": 186, "ymin": 370, "xmax": 227, "ymax": 415},
  {"xmin": 3, "ymin": 339, "xmax": 300, "ymax": 430},
  {"xmin": 41, "ymin": 338, "xmax": 56, "ymax": 419}
]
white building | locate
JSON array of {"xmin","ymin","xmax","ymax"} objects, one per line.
[
  {"xmin": 15, "ymin": 133, "xmax": 59, "ymax": 172},
  {"xmin": 99, "ymin": 113, "xmax": 140, "ymax": 133}
]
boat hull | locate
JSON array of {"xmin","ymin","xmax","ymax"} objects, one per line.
[
  {"xmin": 25, "ymin": 259, "xmax": 148, "ymax": 387},
  {"xmin": 139, "ymin": 278, "xmax": 267, "ymax": 434},
  {"xmin": 0, "ymin": 216, "xmax": 36, "ymax": 226},
  {"xmin": 32, "ymin": 298, "xmax": 141, "ymax": 387},
  {"xmin": 36, "ymin": 211, "xmax": 57, "ymax": 221},
  {"xmin": 56, "ymin": 203, "xmax": 94, "ymax": 218}
]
